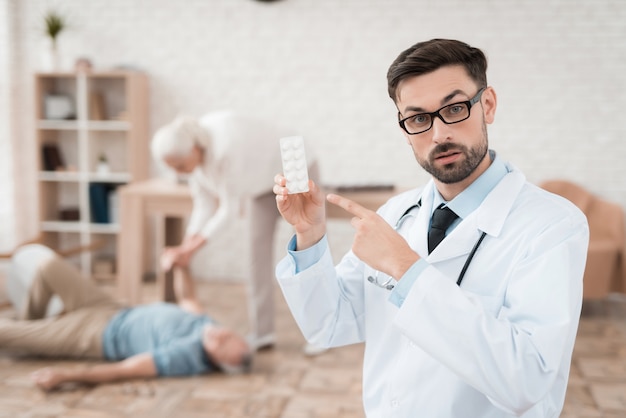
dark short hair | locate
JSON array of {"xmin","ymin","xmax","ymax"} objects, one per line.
[{"xmin": 387, "ymin": 39, "xmax": 488, "ymax": 102}]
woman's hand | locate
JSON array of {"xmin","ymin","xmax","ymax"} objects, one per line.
[{"xmin": 160, "ymin": 235, "xmax": 206, "ymax": 271}]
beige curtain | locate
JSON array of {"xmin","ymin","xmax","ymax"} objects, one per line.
[
  {"xmin": 0, "ymin": 0, "xmax": 16, "ymax": 252},
  {"xmin": 0, "ymin": 0, "xmax": 34, "ymax": 253}
]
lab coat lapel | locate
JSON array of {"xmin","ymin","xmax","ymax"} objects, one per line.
[
  {"xmin": 411, "ymin": 181, "xmax": 435, "ymax": 258},
  {"xmin": 426, "ymin": 167, "xmax": 526, "ymax": 263}
]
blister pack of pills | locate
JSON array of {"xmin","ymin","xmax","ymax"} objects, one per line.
[{"xmin": 280, "ymin": 136, "xmax": 309, "ymax": 194}]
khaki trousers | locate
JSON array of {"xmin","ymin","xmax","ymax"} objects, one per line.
[
  {"xmin": 246, "ymin": 191, "xmax": 281, "ymax": 340},
  {"xmin": 0, "ymin": 255, "xmax": 122, "ymax": 359},
  {"xmin": 245, "ymin": 162, "xmax": 319, "ymax": 340}
]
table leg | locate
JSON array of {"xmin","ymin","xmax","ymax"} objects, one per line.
[{"xmin": 117, "ymin": 192, "xmax": 145, "ymax": 305}]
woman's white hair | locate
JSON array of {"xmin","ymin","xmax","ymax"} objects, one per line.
[{"xmin": 150, "ymin": 115, "xmax": 211, "ymax": 161}]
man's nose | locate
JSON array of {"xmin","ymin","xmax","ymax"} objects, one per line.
[{"xmin": 430, "ymin": 115, "xmax": 453, "ymax": 144}]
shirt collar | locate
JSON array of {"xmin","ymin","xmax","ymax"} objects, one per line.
[{"xmin": 432, "ymin": 150, "xmax": 508, "ymax": 219}]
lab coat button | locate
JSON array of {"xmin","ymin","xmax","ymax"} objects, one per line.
[{"xmin": 391, "ymin": 399, "xmax": 399, "ymax": 407}]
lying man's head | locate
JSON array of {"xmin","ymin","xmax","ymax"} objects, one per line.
[{"xmin": 202, "ymin": 325, "xmax": 252, "ymax": 374}]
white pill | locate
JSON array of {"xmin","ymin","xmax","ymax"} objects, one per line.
[{"xmin": 280, "ymin": 136, "xmax": 309, "ymax": 194}]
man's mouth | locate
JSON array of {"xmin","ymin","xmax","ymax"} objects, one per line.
[{"xmin": 434, "ymin": 151, "xmax": 462, "ymax": 165}]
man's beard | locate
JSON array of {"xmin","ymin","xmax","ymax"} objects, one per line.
[{"xmin": 416, "ymin": 127, "xmax": 489, "ymax": 184}]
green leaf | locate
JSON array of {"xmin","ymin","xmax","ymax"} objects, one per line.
[{"xmin": 44, "ymin": 10, "xmax": 66, "ymax": 40}]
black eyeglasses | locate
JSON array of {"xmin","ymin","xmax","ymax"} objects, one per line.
[{"xmin": 398, "ymin": 87, "xmax": 486, "ymax": 135}]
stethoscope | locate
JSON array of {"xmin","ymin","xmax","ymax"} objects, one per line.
[{"xmin": 367, "ymin": 199, "xmax": 487, "ymax": 290}]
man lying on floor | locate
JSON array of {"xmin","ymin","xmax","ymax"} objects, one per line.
[{"xmin": 0, "ymin": 244, "xmax": 251, "ymax": 391}]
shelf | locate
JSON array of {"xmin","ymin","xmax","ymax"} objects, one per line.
[
  {"xmin": 36, "ymin": 71, "xmax": 149, "ymax": 280},
  {"xmin": 38, "ymin": 171, "xmax": 132, "ymax": 183},
  {"xmin": 86, "ymin": 120, "xmax": 131, "ymax": 131},
  {"xmin": 88, "ymin": 223, "xmax": 120, "ymax": 234},
  {"xmin": 88, "ymin": 172, "xmax": 132, "ymax": 183},
  {"xmin": 37, "ymin": 120, "xmax": 131, "ymax": 131},
  {"xmin": 37, "ymin": 120, "xmax": 80, "ymax": 130},
  {"xmin": 40, "ymin": 221, "xmax": 120, "ymax": 234},
  {"xmin": 41, "ymin": 221, "xmax": 83, "ymax": 233},
  {"xmin": 35, "ymin": 72, "xmax": 77, "ymax": 78},
  {"xmin": 39, "ymin": 171, "xmax": 81, "ymax": 181}
]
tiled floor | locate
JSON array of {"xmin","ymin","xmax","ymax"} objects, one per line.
[
  {"xmin": 0, "ymin": 281, "xmax": 625, "ymax": 418},
  {"xmin": 561, "ymin": 298, "xmax": 626, "ymax": 418}
]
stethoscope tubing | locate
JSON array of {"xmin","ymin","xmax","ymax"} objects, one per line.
[{"xmin": 370, "ymin": 198, "xmax": 486, "ymax": 289}]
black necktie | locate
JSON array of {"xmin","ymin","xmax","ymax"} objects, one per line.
[{"xmin": 428, "ymin": 204, "xmax": 459, "ymax": 254}]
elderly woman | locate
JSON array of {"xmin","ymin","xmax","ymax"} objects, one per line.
[{"xmin": 151, "ymin": 110, "xmax": 319, "ymax": 352}]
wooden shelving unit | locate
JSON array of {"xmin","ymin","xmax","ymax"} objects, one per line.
[{"xmin": 35, "ymin": 71, "xmax": 149, "ymax": 280}]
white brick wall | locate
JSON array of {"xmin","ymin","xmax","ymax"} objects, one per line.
[{"xmin": 5, "ymin": 0, "xmax": 626, "ymax": 279}]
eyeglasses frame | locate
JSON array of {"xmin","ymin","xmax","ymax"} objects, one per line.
[{"xmin": 398, "ymin": 87, "xmax": 487, "ymax": 135}]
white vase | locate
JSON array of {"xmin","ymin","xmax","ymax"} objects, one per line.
[
  {"xmin": 97, "ymin": 161, "xmax": 110, "ymax": 174},
  {"xmin": 40, "ymin": 39, "xmax": 60, "ymax": 72}
]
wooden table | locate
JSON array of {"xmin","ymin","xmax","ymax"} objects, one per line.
[
  {"xmin": 117, "ymin": 179, "xmax": 193, "ymax": 304},
  {"xmin": 117, "ymin": 179, "xmax": 399, "ymax": 304}
]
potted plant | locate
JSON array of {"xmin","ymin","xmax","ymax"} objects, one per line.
[
  {"xmin": 42, "ymin": 10, "xmax": 67, "ymax": 70},
  {"xmin": 97, "ymin": 153, "xmax": 110, "ymax": 174}
]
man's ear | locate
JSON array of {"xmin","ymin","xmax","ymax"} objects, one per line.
[
  {"xmin": 403, "ymin": 130, "xmax": 413, "ymax": 146},
  {"xmin": 202, "ymin": 325, "xmax": 215, "ymax": 347},
  {"xmin": 482, "ymin": 86, "xmax": 497, "ymax": 124}
]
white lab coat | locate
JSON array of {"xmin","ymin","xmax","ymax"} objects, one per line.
[{"xmin": 276, "ymin": 164, "xmax": 589, "ymax": 417}]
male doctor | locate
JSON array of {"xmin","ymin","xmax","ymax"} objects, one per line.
[{"xmin": 273, "ymin": 39, "xmax": 589, "ymax": 417}]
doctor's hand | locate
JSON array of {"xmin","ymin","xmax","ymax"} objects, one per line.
[
  {"xmin": 273, "ymin": 174, "xmax": 327, "ymax": 250},
  {"xmin": 327, "ymin": 193, "xmax": 420, "ymax": 280}
]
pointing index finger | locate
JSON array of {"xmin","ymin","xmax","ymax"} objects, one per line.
[{"xmin": 327, "ymin": 193, "xmax": 372, "ymax": 219}]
